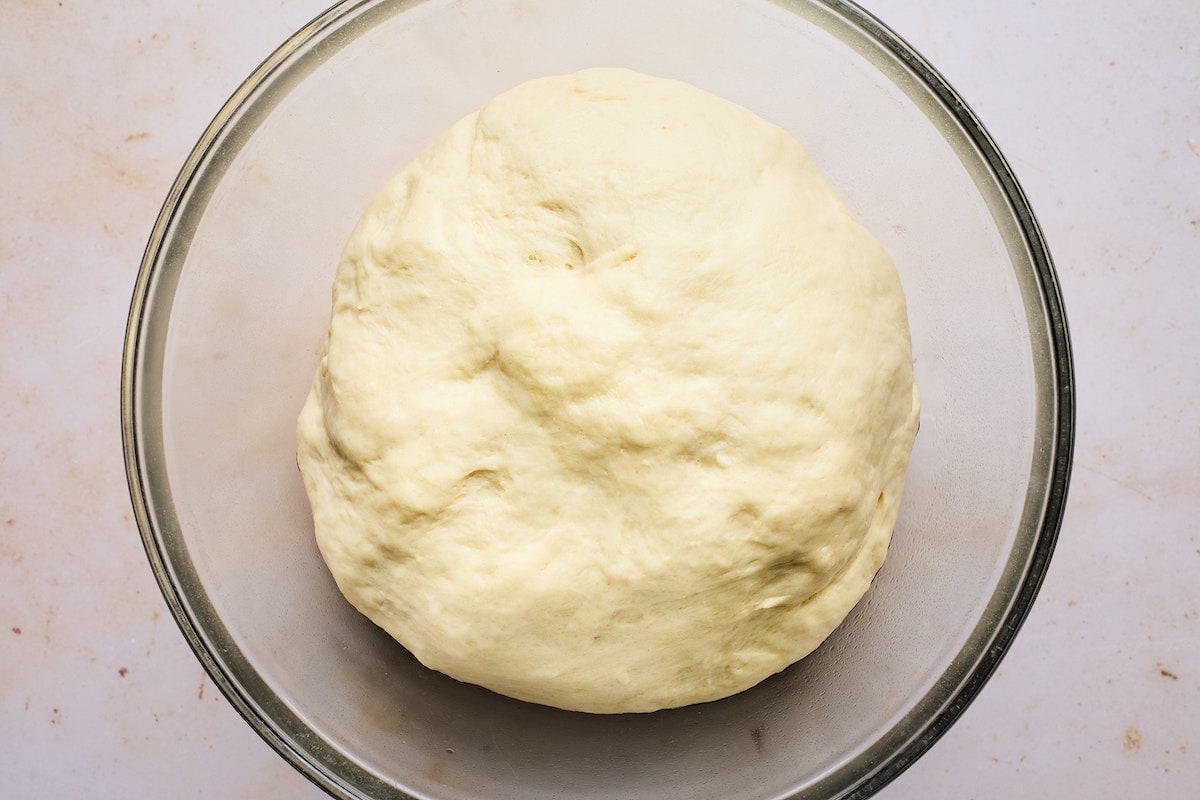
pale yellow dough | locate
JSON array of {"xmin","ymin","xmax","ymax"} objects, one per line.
[{"xmin": 297, "ymin": 68, "xmax": 919, "ymax": 714}]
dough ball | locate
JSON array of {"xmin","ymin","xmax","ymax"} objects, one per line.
[{"xmin": 297, "ymin": 68, "xmax": 919, "ymax": 714}]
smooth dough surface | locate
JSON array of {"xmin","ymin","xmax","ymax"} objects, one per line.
[{"xmin": 297, "ymin": 68, "xmax": 919, "ymax": 714}]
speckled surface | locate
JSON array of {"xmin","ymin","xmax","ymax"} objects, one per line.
[{"xmin": 1, "ymin": 1, "xmax": 1197, "ymax": 797}]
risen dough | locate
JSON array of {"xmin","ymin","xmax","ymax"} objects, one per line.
[{"xmin": 297, "ymin": 68, "xmax": 919, "ymax": 714}]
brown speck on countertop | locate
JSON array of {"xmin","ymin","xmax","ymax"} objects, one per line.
[
  {"xmin": 1188, "ymin": 139, "xmax": 1200, "ymax": 160},
  {"xmin": 751, "ymin": 726, "xmax": 764, "ymax": 753},
  {"xmin": 118, "ymin": 667, "xmax": 128, "ymax": 678},
  {"xmin": 1124, "ymin": 726, "xmax": 1142, "ymax": 753},
  {"xmin": 1158, "ymin": 667, "xmax": 1179, "ymax": 681},
  {"xmin": 1084, "ymin": 466, "xmax": 1154, "ymax": 502},
  {"xmin": 1066, "ymin": 600, "xmax": 1078, "ymax": 608},
  {"xmin": 50, "ymin": 708, "xmax": 62, "ymax": 725},
  {"xmin": 197, "ymin": 671, "xmax": 206, "ymax": 701},
  {"xmin": 123, "ymin": 132, "xmax": 150, "ymax": 142},
  {"xmin": 11, "ymin": 626, "xmax": 21, "ymax": 635},
  {"xmin": 42, "ymin": 607, "xmax": 55, "ymax": 644}
]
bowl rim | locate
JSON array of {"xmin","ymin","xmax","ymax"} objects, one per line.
[{"xmin": 121, "ymin": 1, "xmax": 1075, "ymax": 798}]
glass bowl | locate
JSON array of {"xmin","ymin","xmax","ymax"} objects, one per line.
[{"xmin": 121, "ymin": 1, "xmax": 1074, "ymax": 798}]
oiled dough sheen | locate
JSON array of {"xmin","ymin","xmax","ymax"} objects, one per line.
[{"xmin": 297, "ymin": 68, "xmax": 919, "ymax": 714}]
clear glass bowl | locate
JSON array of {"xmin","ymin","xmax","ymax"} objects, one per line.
[{"xmin": 121, "ymin": 1, "xmax": 1074, "ymax": 798}]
